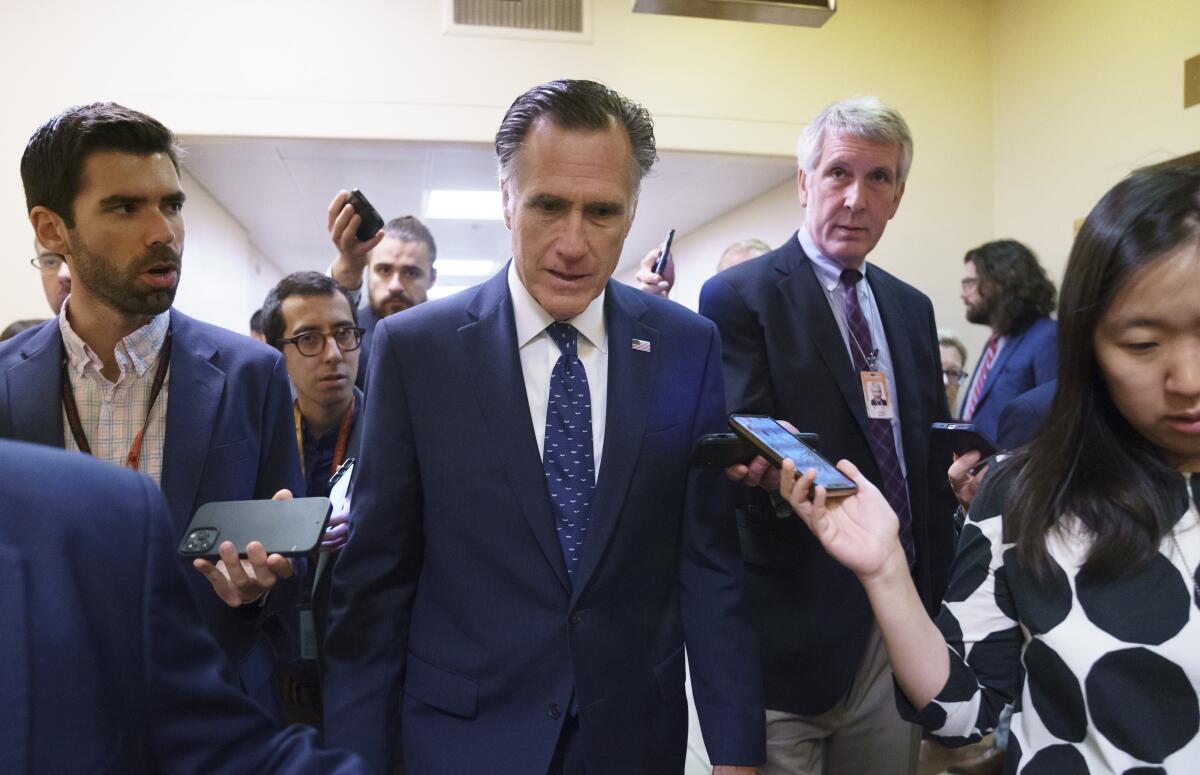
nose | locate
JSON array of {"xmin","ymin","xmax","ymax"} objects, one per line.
[
  {"xmin": 146, "ymin": 208, "xmax": 179, "ymax": 247},
  {"xmin": 322, "ymin": 333, "xmax": 345, "ymax": 364},
  {"xmin": 557, "ymin": 211, "xmax": 587, "ymax": 259},
  {"xmin": 843, "ymin": 180, "xmax": 865, "ymax": 212},
  {"xmin": 1165, "ymin": 341, "xmax": 1200, "ymax": 399},
  {"xmin": 387, "ymin": 270, "xmax": 406, "ymax": 294},
  {"xmin": 58, "ymin": 261, "xmax": 72, "ymax": 287}
]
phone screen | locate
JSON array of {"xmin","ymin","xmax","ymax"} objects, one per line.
[{"xmin": 729, "ymin": 415, "xmax": 856, "ymax": 492}]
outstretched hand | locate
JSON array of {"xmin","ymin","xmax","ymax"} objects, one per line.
[{"xmin": 778, "ymin": 458, "xmax": 906, "ymax": 581}]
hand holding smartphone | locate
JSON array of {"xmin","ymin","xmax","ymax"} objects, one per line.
[
  {"xmin": 179, "ymin": 497, "xmax": 332, "ymax": 560},
  {"xmin": 653, "ymin": 228, "xmax": 675, "ymax": 275},
  {"xmin": 728, "ymin": 414, "xmax": 856, "ymax": 495},
  {"xmin": 346, "ymin": 188, "xmax": 385, "ymax": 242}
]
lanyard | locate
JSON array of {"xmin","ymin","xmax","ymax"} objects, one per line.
[
  {"xmin": 294, "ymin": 395, "xmax": 355, "ymax": 479},
  {"xmin": 61, "ymin": 333, "xmax": 172, "ymax": 471}
]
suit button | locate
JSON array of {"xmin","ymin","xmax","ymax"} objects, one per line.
[
  {"xmin": 547, "ymin": 702, "xmax": 562, "ymax": 719},
  {"xmin": 569, "ymin": 613, "xmax": 582, "ymax": 625}
]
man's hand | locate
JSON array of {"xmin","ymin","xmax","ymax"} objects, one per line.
[
  {"xmin": 634, "ymin": 245, "xmax": 675, "ymax": 298},
  {"xmin": 948, "ymin": 450, "xmax": 986, "ymax": 511},
  {"xmin": 192, "ymin": 489, "xmax": 297, "ymax": 607},
  {"xmin": 713, "ymin": 767, "xmax": 757, "ymax": 775},
  {"xmin": 328, "ymin": 189, "xmax": 385, "ymax": 291},
  {"xmin": 320, "ymin": 499, "xmax": 350, "ymax": 553},
  {"xmin": 723, "ymin": 420, "xmax": 799, "ymax": 493}
]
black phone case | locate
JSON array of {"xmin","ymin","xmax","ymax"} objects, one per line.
[
  {"xmin": 689, "ymin": 431, "xmax": 821, "ymax": 468},
  {"xmin": 929, "ymin": 422, "xmax": 997, "ymax": 464},
  {"xmin": 347, "ymin": 189, "xmax": 385, "ymax": 242},
  {"xmin": 178, "ymin": 497, "xmax": 332, "ymax": 560}
]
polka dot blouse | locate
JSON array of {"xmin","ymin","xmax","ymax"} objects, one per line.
[{"xmin": 901, "ymin": 473, "xmax": 1200, "ymax": 773}]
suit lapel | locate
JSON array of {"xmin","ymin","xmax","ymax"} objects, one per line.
[
  {"xmin": 0, "ymin": 542, "xmax": 29, "ymax": 774},
  {"xmin": 776, "ymin": 244, "xmax": 871, "ymax": 443},
  {"xmin": 160, "ymin": 313, "xmax": 224, "ymax": 525},
  {"xmin": 459, "ymin": 270, "xmax": 571, "ymax": 594},
  {"xmin": 974, "ymin": 327, "xmax": 1021, "ymax": 411},
  {"xmin": 571, "ymin": 284, "xmax": 656, "ymax": 603},
  {"xmin": 6, "ymin": 323, "xmax": 65, "ymax": 447}
]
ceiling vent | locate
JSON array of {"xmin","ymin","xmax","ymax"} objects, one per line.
[
  {"xmin": 632, "ymin": 0, "xmax": 835, "ymax": 28},
  {"xmin": 446, "ymin": 0, "xmax": 590, "ymax": 41}
]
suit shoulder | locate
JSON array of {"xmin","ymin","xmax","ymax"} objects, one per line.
[
  {"xmin": 172, "ymin": 310, "xmax": 284, "ymax": 369},
  {"xmin": 0, "ymin": 319, "xmax": 56, "ymax": 366},
  {"xmin": 867, "ymin": 264, "xmax": 935, "ymax": 314}
]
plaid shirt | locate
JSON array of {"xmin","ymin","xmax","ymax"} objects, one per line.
[{"xmin": 58, "ymin": 302, "xmax": 171, "ymax": 483}]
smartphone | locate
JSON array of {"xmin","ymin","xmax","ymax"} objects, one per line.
[
  {"xmin": 689, "ymin": 431, "xmax": 821, "ymax": 468},
  {"xmin": 929, "ymin": 422, "xmax": 997, "ymax": 467},
  {"xmin": 728, "ymin": 414, "xmax": 857, "ymax": 494},
  {"xmin": 346, "ymin": 189, "xmax": 385, "ymax": 242},
  {"xmin": 178, "ymin": 497, "xmax": 332, "ymax": 560},
  {"xmin": 653, "ymin": 228, "xmax": 675, "ymax": 275}
]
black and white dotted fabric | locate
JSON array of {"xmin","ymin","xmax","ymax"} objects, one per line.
[{"xmin": 902, "ymin": 473, "xmax": 1200, "ymax": 773}]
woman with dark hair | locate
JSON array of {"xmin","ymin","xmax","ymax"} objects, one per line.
[{"xmin": 779, "ymin": 165, "xmax": 1200, "ymax": 773}]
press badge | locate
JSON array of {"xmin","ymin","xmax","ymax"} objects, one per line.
[{"xmin": 860, "ymin": 371, "xmax": 894, "ymax": 420}]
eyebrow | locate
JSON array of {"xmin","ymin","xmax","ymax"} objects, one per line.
[
  {"xmin": 1112, "ymin": 316, "xmax": 1164, "ymax": 330},
  {"xmin": 97, "ymin": 190, "xmax": 187, "ymax": 208}
]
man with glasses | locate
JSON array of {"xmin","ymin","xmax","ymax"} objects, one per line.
[
  {"xmin": 938, "ymin": 331, "xmax": 969, "ymax": 416},
  {"xmin": 261, "ymin": 271, "xmax": 366, "ymax": 727},
  {"xmin": 31, "ymin": 238, "xmax": 71, "ymax": 314}
]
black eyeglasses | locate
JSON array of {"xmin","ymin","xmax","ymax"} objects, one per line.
[
  {"xmin": 31, "ymin": 254, "xmax": 66, "ymax": 274},
  {"xmin": 943, "ymin": 368, "xmax": 969, "ymax": 386},
  {"xmin": 278, "ymin": 327, "xmax": 365, "ymax": 357}
]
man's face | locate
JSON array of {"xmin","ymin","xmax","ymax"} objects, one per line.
[
  {"xmin": 961, "ymin": 259, "xmax": 991, "ymax": 325},
  {"xmin": 941, "ymin": 344, "xmax": 966, "ymax": 409},
  {"xmin": 503, "ymin": 118, "xmax": 637, "ymax": 321},
  {"xmin": 51, "ymin": 151, "xmax": 185, "ymax": 317},
  {"xmin": 35, "ymin": 238, "xmax": 71, "ymax": 314},
  {"xmin": 367, "ymin": 237, "xmax": 436, "ymax": 318},
  {"xmin": 280, "ymin": 292, "xmax": 359, "ymax": 413},
  {"xmin": 798, "ymin": 134, "xmax": 905, "ymax": 268}
]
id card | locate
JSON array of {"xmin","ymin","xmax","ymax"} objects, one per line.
[{"xmin": 860, "ymin": 371, "xmax": 894, "ymax": 420}]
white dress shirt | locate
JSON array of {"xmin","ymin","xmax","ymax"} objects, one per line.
[
  {"xmin": 58, "ymin": 299, "xmax": 171, "ymax": 483},
  {"xmin": 507, "ymin": 261, "xmax": 608, "ymax": 480}
]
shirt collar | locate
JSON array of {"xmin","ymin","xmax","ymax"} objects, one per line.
[
  {"xmin": 507, "ymin": 261, "xmax": 608, "ymax": 353},
  {"xmin": 798, "ymin": 224, "xmax": 871, "ymax": 293},
  {"xmin": 58, "ymin": 299, "xmax": 171, "ymax": 378}
]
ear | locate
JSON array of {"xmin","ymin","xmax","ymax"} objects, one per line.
[
  {"xmin": 428, "ymin": 266, "xmax": 437, "ymax": 288},
  {"xmin": 796, "ymin": 168, "xmax": 809, "ymax": 209},
  {"xmin": 30, "ymin": 206, "xmax": 69, "ymax": 255},
  {"xmin": 500, "ymin": 179, "xmax": 513, "ymax": 231}
]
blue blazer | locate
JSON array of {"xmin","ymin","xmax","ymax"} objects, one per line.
[
  {"xmin": 995, "ymin": 379, "xmax": 1056, "ymax": 449},
  {"xmin": 0, "ymin": 439, "xmax": 365, "ymax": 775},
  {"xmin": 699, "ymin": 234, "xmax": 958, "ymax": 715},
  {"xmin": 963, "ymin": 317, "xmax": 1057, "ymax": 440},
  {"xmin": 0, "ymin": 310, "xmax": 303, "ymax": 710},
  {"xmin": 324, "ymin": 268, "xmax": 765, "ymax": 774}
]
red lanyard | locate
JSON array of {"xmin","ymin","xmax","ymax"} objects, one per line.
[
  {"xmin": 294, "ymin": 394, "xmax": 355, "ymax": 478},
  {"xmin": 60, "ymin": 333, "xmax": 173, "ymax": 471}
]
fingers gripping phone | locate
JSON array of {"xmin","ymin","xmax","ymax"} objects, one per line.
[
  {"xmin": 178, "ymin": 497, "xmax": 332, "ymax": 560},
  {"xmin": 346, "ymin": 189, "xmax": 385, "ymax": 242},
  {"xmin": 689, "ymin": 431, "xmax": 821, "ymax": 468},
  {"xmin": 728, "ymin": 414, "xmax": 857, "ymax": 495},
  {"xmin": 653, "ymin": 228, "xmax": 675, "ymax": 275}
]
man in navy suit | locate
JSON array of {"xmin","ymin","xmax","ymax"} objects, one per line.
[
  {"xmin": 699, "ymin": 97, "xmax": 956, "ymax": 775},
  {"xmin": 0, "ymin": 439, "xmax": 367, "ymax": 775},
  {"xmin": 324, "ymin": 79, "xmax": 764, "ymax": 775},
  {"xmin": 0, "ymin": 102, "xmax": 302, "ymax": 715},
  {"xmin": 957, "ymin": 239, "xmax": 1058, "ymax": 440}
]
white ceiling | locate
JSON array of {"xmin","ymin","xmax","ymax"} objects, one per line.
[{"xmin": 181, "ymin": 136, "xmax": 794, "ymax": 293}]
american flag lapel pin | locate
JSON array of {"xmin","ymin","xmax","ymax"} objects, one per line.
[{"xmin": 631, "ymin": 338, "xmax": 651, "ymax": 353}]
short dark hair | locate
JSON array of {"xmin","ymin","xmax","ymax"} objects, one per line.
[
  {"xmin": 261, "ymin": 272, "xmax": 357, "ymax": 348},
  {"xmin": 1003, "ymin": 164, "xmax": 1200, "ymax": 583},
  {"xmin": 21, "ymin": 102, "xmax": 182, "ymax": 228},
  {"xmin": 382, "ymin": 216, "xmax": 437, "ymax": 263},
  {"xmin": 495, "ymin": 79, "xmax": 656, "ymax": 191},
  {"xmin": 249, "ymin": 308, "xmax": 264, "ymax": 335},
  {"xmin": 964, "ymin": 239, "xmax": 1057, "ymax": 335}
]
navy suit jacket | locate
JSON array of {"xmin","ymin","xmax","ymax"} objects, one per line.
[
  {"xmin": 354, "ymin": 304, "xmax": 380, "ymax": 392},
  {"xmin": 995, "ymin": 379, "xmax": 1056, "ymax": 449},
  {"xmin": 0, "ymin": 439, "xmax": 365, "ymax": 775},
  {"xmin": 324, "ymin": 268, "xmax": 765, "ymax": 774},
  {"xmin": 962, "ymin": 317, "xmax": 1057, "ymax": 440},
  {"xmin": 699, "ymin": 234, "xmax": 958, "ymax": 715},
  {"xmin": 0, "ymin": 310, "xmax": 303, "ymax": 709}
]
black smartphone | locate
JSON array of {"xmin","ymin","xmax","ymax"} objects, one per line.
[
  {"xmin": 346, "ymin": 189, "xmax": 385, "ymax": 242},
  {"xmin": 689, "ymin": 431, "xmax": 821, "ymax": 468},
  {"xmin": 728, "ymin": 414, "xmax": 857, "ymax": 494},
  {"xmin": 178, "ymin": 497, "xmax": 332, "ymax": 560},
  {"xmin": 929, "ymin": 422, "xmax": 997, "ymax": 470},
  {"xmin": 653, "ymin": 228, "xmax": 675, "ymax": 275}
]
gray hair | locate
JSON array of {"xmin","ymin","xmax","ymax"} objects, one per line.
[
  {"xmin": 495, "ymin": 79, "xmax": 657, "ymax": 195},
  {"xmin": 717, "ymin": 238, "xmax": 771, "ymax": 271},
  {"xmin": 796, "ymin": 97, "xmax": 913, "ymax": 184}
]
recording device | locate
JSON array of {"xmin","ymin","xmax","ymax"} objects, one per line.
[
  {"xmin": 652, "ymin": 228, "xmax": 675, "ymax": 275},
  {"xmin": 346, "ymin": 189, "xmax": 385, "ymax": 242},
  {"xmin": 689, "ymin": 431, "xmax": 821, "ymax": 468},
  {"xmin": 178, "ymin": 497, "xmax": 332, "ymax": 560},
  {"xmin": 929, "ymin": 422, "xmax": 997, "ymax": 470},
  {"xmin": 728, "ymin": 414, "xmax": 856, "ymax": 494}
]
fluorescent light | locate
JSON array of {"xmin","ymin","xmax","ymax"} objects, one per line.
[
  {"xmin": 428, "ymin": 285, "xmax": 471, "ymax": 300},
  {"xmin": 436, "ymin": 259, "xmax": 499, "ymax": 277},
  {"xmin": 426, "ymin": 190, "xmax": 503, "ymax": 220}
]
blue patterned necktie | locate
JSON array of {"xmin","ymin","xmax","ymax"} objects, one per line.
[{"xmin": 543, "ymin": 322, "xmax": 595, "ymax": 581}]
